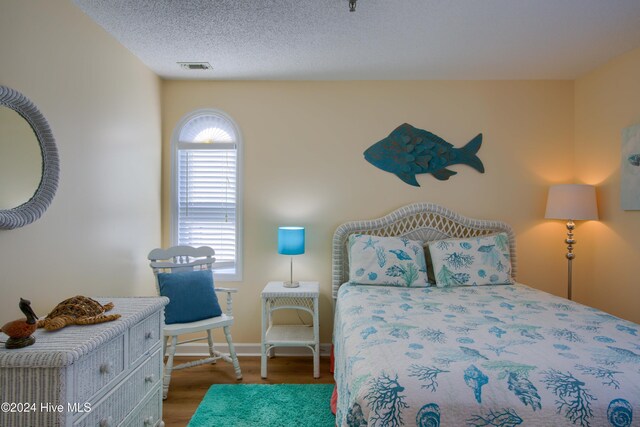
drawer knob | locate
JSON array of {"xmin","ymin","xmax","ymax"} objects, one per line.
[
  {"xmin": 145, "ymin": 374, "xmax": 155, "ymax": 383},
  {"xmin": 99, "ymin": 416, "xmax": 113, "ymax": 427},
  {"xmin": 99, "ymin": 362, "xmax": 113, "ymax": 374},
  {"xmin": 144, "ymin": 415, "xmax": 155, "ymax": 425},
  {"xmin": 145, "ymin": 331, "xmax": 153, "ymax": 339}
]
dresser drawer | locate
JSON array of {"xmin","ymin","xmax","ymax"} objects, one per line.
[
  {"xmin": 74, "ymin": 348, "xmax": 162, "ymax": 427},
  {"xmin": 122, "ymin": 386, "xmax": 162, "ymax": 427},
  {"xmin": 132, "ymin": 347, "xmax": 162, "ymax": 398},
  {"xmin": 75, "ymin": 334, "xmax": 125, "ymax": 403},
  {"xmin": 130, "ymin": 311, "xmax": 161, "ymax": 364}
]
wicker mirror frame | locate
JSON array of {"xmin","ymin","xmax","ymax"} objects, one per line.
[{"xmin": 0, "ymin": 86, "xmax": 59, "ymax": 229}]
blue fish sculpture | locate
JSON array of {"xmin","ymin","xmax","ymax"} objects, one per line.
[{"xmin": 364, "ymin": 123, "xmax": 484, "ymax": 186}]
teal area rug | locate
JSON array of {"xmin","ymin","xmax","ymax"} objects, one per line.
[{"xmin": 188, "ymin": 384, "xmax": 335, "ymax": 427}]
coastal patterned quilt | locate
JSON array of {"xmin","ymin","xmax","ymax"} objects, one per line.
[{"xmin": 333, "ymin": 283, "xmax": 639, "ymax": 427}]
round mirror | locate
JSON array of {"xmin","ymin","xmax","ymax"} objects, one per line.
[
  {"xmin": 0, "ymin": 106, "xmax": 43, "ymax": 209},
  {"xmin": 0, "ymin": 86, "xmax": 59, "ymax": 229}
]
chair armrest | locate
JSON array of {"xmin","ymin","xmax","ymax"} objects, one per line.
[{"xmin": 214, "ymin": 287, "xmax": 237, "ymax": 316}]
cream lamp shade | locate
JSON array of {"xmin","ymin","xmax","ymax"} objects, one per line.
[
  {"xmin": 545, "ymin": 184, "xmax": 598, "ymax": 221},
  {"xmin": 544, "ymin": 183, "xmax": 598, "ymax": 301}
]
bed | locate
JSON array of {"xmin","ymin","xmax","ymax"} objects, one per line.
[{"xmin": 332, "ymin": 203, "xmax": 638, "ymax": 427}]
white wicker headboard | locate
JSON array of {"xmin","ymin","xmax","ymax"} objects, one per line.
[{"xmin": 332, "ymin": 203, "xmax": 516, "ymax": 299}]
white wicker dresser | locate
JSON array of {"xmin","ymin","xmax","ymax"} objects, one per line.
[{"xmin": 0, "ymin": 297, "xmax": 168, "ymax": 427}]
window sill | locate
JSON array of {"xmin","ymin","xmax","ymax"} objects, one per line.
[{"xmin": 214, "ymin": 268, "xmax": 241, "ymax": 282}]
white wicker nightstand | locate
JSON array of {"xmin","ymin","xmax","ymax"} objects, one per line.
[{"xmin": 261, "ymin": 281, "xmax": 319, "ymax": 379}]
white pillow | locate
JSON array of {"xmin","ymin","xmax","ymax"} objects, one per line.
[
  {"xmin": 348, "ymin": 234, "xmax": 429, "ymax": 287},
  {"xmin": 428, "ymin": 233, "xmax": 513, "ymax": 287}
]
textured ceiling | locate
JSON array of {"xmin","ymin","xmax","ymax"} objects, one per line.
[{"xmin": 73, "ymin": 0, "xmax": 640, "ymax": 80}]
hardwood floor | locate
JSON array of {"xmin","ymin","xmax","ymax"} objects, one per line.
[{"xmin": 162, "ymin": 356, "xmax": 334, "ymax": 426}]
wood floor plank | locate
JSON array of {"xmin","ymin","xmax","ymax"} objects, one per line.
[{"xmin": 162, "ymin": 356, "xmax": 334, "ymax": 426}]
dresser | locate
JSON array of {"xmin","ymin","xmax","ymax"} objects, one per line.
[{"xmin": 0, "ymin": 297, "xmax": 168, "ymax": 427}]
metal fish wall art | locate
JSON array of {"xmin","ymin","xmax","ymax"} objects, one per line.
[{"xmin": 364, "ymin": 123, "xmax": 484, "ymax": 187}]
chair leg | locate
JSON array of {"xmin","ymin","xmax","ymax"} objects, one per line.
[
  {"xmin": 206, "ymin": 330, "xmax": 217, "ymax": 364},
  {"xmin": 163, "ymin": 335, "xmax": 178, "ymax": 400},
  {"xmin": 223, "ymin": 325, "xmax": 242, "ymax": 380}
]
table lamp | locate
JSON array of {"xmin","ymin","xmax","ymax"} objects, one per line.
[
  {"xmin": 278, "ymin": 226, "xmax": 305, "ymax": 288},
  {"xmin": 544, "ymin": 184, "xmax": 598, "ymax": 300}
]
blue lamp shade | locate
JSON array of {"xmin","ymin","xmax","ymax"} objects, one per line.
[{"xmin": 278, "ymin": 227, "xmax": 305, "ymax": 255}]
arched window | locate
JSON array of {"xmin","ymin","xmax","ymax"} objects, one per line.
[{"xmin": 172, "ymin": 110, "xmax": 242, "ymax": 280}]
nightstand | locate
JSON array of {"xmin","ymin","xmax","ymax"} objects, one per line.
[{"xmin": 261, "ymin": 281, "xmax": 320, "ymax": 379}]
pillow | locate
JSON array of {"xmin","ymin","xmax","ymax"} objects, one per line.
[
  {"xmin": 157, "ymin": 269, "xmax": 222, "ymax": 324},
  {"xmin": 348, "ymin": 234, "xmax": 429, "ymax": 287},
  {"xmin": 428, "ymin": 233, "xmax": 513, "ymax": 287}
]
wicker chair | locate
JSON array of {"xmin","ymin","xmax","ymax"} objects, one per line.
[{"xmin": 148, "ymin": 246, "xmax": 242, "ymax": 399}]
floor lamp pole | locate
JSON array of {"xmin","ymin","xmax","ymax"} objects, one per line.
[{"xmin": 565, "ymin": 220, "xmax": 575, "ymax": 300}]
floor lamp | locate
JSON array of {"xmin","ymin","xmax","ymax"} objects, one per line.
[{"xmin": 544, "ymin": 184, "xmax": 598, "ymax": 300}]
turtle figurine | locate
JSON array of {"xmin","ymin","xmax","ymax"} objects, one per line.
[{"xmin": 38, "ymin": 296, "xmax": 121, "ymax": 331}]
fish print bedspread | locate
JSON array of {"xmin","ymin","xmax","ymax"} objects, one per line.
[{"xmin": 333, "ymin": 283, "xmax": 639, "ymax": 427}]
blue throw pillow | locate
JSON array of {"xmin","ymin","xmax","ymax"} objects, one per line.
[{"xmin": 157, "ymin": 269, "xmax": 222, "ymax": 324}]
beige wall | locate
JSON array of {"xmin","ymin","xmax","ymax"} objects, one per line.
[
  {"xmin": 574, "ymin": 47, "xmax": 640, "ymax": 323},
  {"xmin": 0, "ymin": 1, "xmax": 161, "ymax": 319},
  {"xmin": 162, "ymin": 80, "xmax": 575, "ymax": 342}
]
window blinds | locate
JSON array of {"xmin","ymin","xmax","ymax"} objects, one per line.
[{"xmin": 177, "ymin": 145, "xmax": 237, "ymax": 269}]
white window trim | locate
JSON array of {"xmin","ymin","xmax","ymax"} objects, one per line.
[{"xmin": 170, "ymin": 109, "xmax": 243, "ymax": 282}]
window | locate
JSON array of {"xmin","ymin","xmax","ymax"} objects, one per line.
[{"xmin": 171, "ymin": 110, "xmax": 242, "ymax": 281}]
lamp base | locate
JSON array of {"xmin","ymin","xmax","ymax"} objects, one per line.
[{"xmin": 283, "ymin": 281, "xmax": 300, "ymax": 288}]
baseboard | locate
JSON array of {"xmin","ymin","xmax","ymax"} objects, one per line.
[{"xmin": 173, "ymin": 342, "xmax": 332, "ymax": 357}]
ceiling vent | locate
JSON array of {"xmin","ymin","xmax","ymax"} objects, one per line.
[{"xmin": 178, "ymin": 62, "xmax": 213, "ymax": 71}]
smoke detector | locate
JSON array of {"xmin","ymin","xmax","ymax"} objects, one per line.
[{"xmin": 178, "ymin": 62, "xmax": 213, "ymax": 70}]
